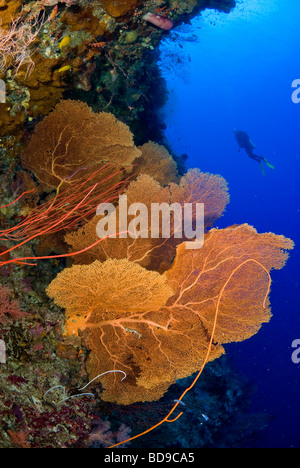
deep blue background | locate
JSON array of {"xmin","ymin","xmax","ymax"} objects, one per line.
[{"xmin": 160, "ymin": 0, "xmax": 300, "ymax": 448}]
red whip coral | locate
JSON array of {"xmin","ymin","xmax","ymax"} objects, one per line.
[
  {"xmin": 47, "ymin": 224, "xmax": 293, "ymax": 405},
  {"xmin": 0, "ymin": 164, "xmax": 128, "ymax": 244}
]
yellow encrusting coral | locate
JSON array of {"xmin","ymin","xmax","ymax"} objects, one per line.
[{"xmin": 99, "ymin": 0, "xmax": 140, "ymax": 18}]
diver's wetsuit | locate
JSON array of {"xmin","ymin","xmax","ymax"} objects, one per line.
[
  {"xmin": 234, "ymin": 130, "xmax": 256, "ymax": 156},
  {"xmin": 249, "ymin": 153, "xmax": 265, "ymax": 164}
]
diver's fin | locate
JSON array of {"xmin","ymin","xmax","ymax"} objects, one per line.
[
  {"xmin": 260, "ymin": 162, "xmax": 265, "ymax": 176},
  {"xmin": 265, "ymin": 161, "xmax": 275, "ymax": 170},
  {"xmin": 263, "ymin": 157, "xmax": 275, "ymax": 169}
]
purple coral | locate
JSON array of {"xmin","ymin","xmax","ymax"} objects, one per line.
[
  {"xmin": 89, "ymin": 419, "xmax": 131, "ymax": 448},
  {"xmin": 143, "ymin": 12, "xmax": 174, "ymax": 31}
]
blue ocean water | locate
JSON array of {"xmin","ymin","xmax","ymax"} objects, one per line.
[{"xmin": 160, "ymin": 0, "xmax": 300, "ymax": 448}]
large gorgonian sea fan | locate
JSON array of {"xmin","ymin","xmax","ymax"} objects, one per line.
[
  {"xmin": 47, "ymin": 223, "xmax": 294, "ymax": 405},
  {"xmin": 21, "ymin": 100, "xmax": 141, "ymax": 194}
]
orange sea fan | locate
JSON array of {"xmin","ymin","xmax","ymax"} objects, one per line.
[
  {"xmin": 46, "ymin": 258, "xmax": 174, "ymax": 336},
  {"xmin": 46, "ymin": 224, "xmax": 293, "ymax": 405},
  {"xmin": 21, "ymin": 100, "xmax": 141, "ymax": 194},
  {"xmin": 133, "ymin": 142, "xmax": 179, "ymax": 185},
  {"xmin": 65, "ymin": 169, "xmax": 230, "ymax": 271}
]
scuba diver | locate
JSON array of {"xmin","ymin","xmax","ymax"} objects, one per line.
[{"xmin": 233, "ymin": 129, "xmax": 275, "ymax": 175}]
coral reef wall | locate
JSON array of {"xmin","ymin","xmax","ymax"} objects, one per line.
[{"xmin": 0, "ymin": 0, "xmax": 235, "ymax": 145}]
